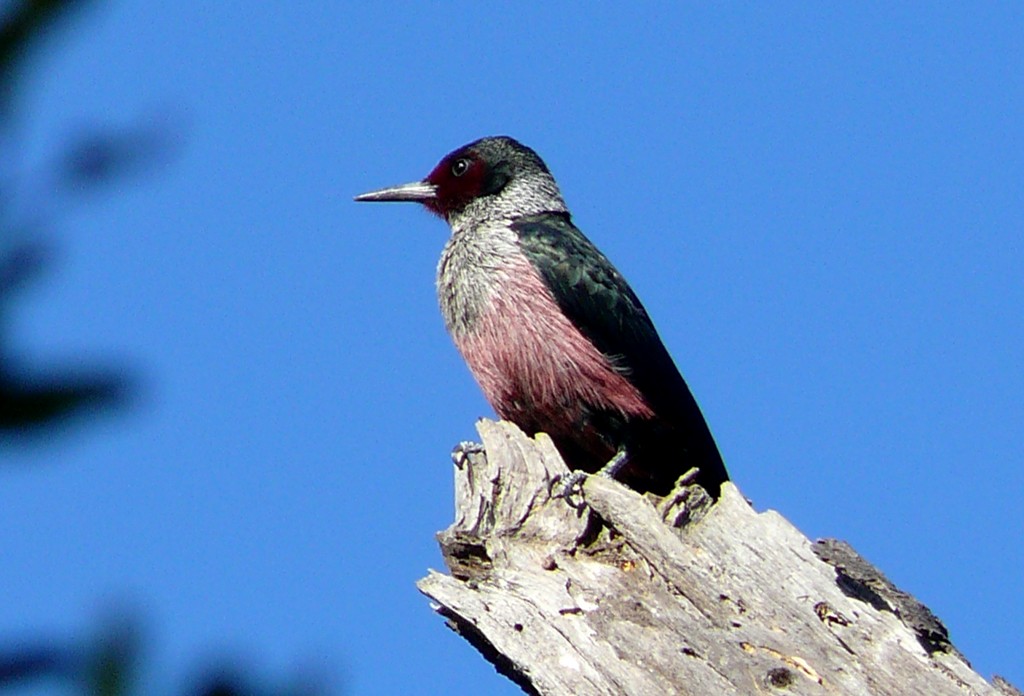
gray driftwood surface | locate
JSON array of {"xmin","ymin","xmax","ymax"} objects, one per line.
[{"xmin": 417, "ymin": 420, "xmax": 1016, "ymax": 696}]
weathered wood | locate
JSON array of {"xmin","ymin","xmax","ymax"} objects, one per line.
[{"xmin": 417, "ymin": 420, "xmax": 1014, "ymax": 695}]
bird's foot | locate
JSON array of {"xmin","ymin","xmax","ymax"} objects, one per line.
[
  {"xmin": 551, "ymin": 471, "xmax": 589, "ymax": 511},
  {"xmin": 451, "ymin": 440, "xmax": 485, "ymax": 469},
  {"xmin": 596, "ymin": 446, "xmax": 630, "ymax": 480},
  {"xmin": 552, "ymin": 447, "xmax": 631, "ymax": 510}
]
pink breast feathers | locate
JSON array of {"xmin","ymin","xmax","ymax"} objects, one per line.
[{"xmin": 453, "ymin": 255, "xmax": 654, "ymax": 438}]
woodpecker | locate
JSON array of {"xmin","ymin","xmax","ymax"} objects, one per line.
[{"xmin": 355, "ymin": 136, "xmax": 728, "ymax": 498}]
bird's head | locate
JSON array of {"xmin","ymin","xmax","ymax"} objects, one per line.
[{"xmin": 355, "ymin": 136, "xmax": 567, "ymax": 229}]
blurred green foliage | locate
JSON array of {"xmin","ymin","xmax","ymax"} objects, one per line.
[
  {"xmin": 0, "ymin": 2, "xmax": 323, "ymax": 694},
  {"xmin": 0, "ymin": 0, "xmax": 126, "ymax": 436}
]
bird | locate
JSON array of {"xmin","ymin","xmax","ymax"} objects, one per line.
[{"xmin": 355, "ymin": 136, "xmax": 728, "ymax": 498}]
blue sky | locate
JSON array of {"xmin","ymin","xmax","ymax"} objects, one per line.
[{"xmin": 2, "ymin": 3, "xmax": 1021, "ymax": 694}]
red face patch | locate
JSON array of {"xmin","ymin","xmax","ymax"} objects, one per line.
[{"xmin": 423, "ymin": 148, "xmax": 488, "ymax": 219}]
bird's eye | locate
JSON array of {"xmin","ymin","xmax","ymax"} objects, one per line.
[{"xmin": 451, "ymin": 158, "xmax": 471, "ymax": 177}]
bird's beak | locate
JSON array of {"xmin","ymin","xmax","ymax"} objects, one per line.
[{"xmin": 354, "ymin": 181, "xmax": 437, "ymax": 203}]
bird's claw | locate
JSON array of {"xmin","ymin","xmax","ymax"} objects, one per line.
[
  {"xmin": 549, "ymin": 448, "xmax": 626, "ymax": 510},
  {"xmin": 552, "ymin": 470, "xmax": 590, "ymax": 511},
  {"xmin": 451, "ymin": 440, "xmax": 485, "ymax": 468}
]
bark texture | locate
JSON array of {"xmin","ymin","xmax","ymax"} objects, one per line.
[{"xmin": 417, "ymin": 420, "xmax": 1014, "ymax": 696}]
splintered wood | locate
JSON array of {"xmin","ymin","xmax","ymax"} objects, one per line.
[{"xmin": 417, "ymin": 420, "xmax": 1011, "ymax": 696}]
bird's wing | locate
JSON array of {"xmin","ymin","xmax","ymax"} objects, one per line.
[{"xmin": 512, "ymin": 213, "xmax": 694, "ymax": 419}]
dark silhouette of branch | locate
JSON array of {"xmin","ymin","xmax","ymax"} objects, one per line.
[{"xmin": 0, "ymin": 1, "xmax": 94, "ymax": 114}]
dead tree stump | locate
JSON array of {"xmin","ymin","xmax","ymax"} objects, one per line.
[{"xmin": 417, "ymin": 420, "xmax": 1015, "ymax": 696}]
